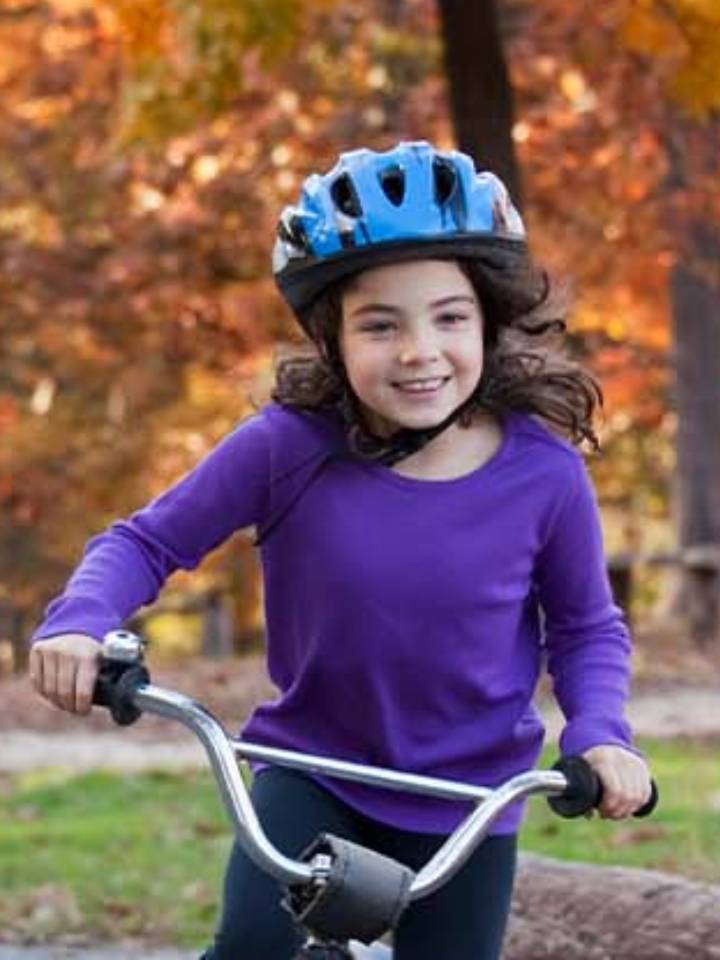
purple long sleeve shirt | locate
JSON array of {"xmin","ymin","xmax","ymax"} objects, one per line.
[{"xmin": 32, "ymin": 404, "xmax": 635, "ymax": 834}]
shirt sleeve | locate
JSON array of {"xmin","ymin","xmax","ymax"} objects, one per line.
[
  {"xmin": 31, "ymin": 411, "xmax": 271, "ymax": 644},
  {"xmin": 534, "ymin": 454, "xmax": 637, "ymax": 757}
]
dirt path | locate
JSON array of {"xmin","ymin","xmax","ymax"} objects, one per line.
[
  {"xmin": 1, "ymin": 685, "xmax": 718, "ymax": 775},
  {"xmin": 0, "ymin": 949, "xmax": 194, "ymax": 960}
]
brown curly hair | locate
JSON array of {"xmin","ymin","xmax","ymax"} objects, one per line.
[{"xmin": 271, "ymin": 251, "xmax": 603, "ymax": 459}]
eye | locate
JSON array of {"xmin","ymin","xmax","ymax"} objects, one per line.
[
  {"xmin": 437, "ymin": 312, "xmax": 469, "ymax": 326},
  {"xmin": 360, "ymin": 320, "xmax": 395, "ymax": 335}
]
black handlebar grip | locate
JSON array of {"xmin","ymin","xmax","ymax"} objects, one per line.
[
  {"xmin": 549, "ymin": 756, "xmax": 659, "ymax": 819},
  {"xmin": 92, "ymin": 659, "xmax": 149, "ymax": 726},
  {"xmin": 633, "ymin": 779, "xmax": 659, "ymax": 818},
  {"xmin": 548, "ymin": 756, "xmax": 602, "ymax": 818}
]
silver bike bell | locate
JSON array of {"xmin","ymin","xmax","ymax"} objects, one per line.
[{"xmin": 102, "ymin": 630, "xmax": 146, "ymax": 664}]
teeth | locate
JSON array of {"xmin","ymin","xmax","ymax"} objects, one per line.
[{"xmin": 396, "ymin": 378, "xmax": 446, "ymax": 392}]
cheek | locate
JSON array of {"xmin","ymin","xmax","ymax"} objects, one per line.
[
  {"xmin": 339, "ymin": 343, "xmax": 375, "ymax": 398},
  {"xmin": 462, "ymin": 331, "xmax": 484, "ymax": 371},
  {"xmin": 337, "ymin": 328, "xmax": 359, "ymax": 384},
  {"xmin": 343, "ymin": 360, "xmax": 363, "ymax": 396},
  {"xmin": 351, "ymin": 359, "xmax": 385, "ymax": 399}
]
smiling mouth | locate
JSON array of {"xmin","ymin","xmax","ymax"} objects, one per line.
[{"xmin": 392, "ymin": 376, "xmax": 451, "ymax": 394}]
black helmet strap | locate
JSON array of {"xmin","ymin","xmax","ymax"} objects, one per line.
[{"xmin": 338, "ymin": 377, "xmax": 487, "ymax": 468}]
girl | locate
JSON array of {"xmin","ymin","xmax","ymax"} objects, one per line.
[{"xmin": 30, "ymin": 141, "xmax": 652, "ymax": 959}]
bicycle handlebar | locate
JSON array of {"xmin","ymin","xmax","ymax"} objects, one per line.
[{"xmin": 92, "ymin": 630, "xmax": 658, "ymax": 902}]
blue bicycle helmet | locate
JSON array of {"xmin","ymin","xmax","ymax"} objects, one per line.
[{"xmin": 273, "ymin": 140, "xmax": 527, "ymax": 321}]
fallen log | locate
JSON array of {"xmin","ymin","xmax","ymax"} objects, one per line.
[{"xmin": 505, "ymin": 854, "xmax": 720, "ymax": 960}]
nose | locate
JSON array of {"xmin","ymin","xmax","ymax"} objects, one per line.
[{"xmin": 397, "ymin": 328, "xmax": 440, "ymax": 365}]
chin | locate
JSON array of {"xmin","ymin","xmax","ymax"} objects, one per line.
[
  {"xmin": 364, "ymin": 397, "xmax": 455, "ymax": 434},
  {"xmin": 392, "ymin": 411, "xmax": 449, "ymax": 431}
]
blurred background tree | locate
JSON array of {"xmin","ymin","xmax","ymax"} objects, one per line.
[{"xmin": 1, "ymin": 0, "xmax": 718, "ymax": 670}]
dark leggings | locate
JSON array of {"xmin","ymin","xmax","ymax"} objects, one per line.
[{"xmin": 201, "ymin": 767, "xmax": 517, "ymax": 960}]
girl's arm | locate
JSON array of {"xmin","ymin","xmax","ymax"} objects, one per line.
[{"xmin": 534, "ymin": 454, "xmax": 651, "ymax": 817}]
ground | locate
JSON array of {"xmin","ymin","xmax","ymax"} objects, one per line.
[{"xmin": 0, "ymin": 950, "xmax": 192, "ymax": 960}]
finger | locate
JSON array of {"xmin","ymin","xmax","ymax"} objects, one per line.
[
  {"xmin": 41, "ymin": 649, "xmax": 60, "ymax": 705},
  {"xmin": 29, "ymin": 647, "xmax": 43, "ymax": 693},
  {"xmin": 605, "ymin": 768, "xmax": 647, "ymax": 819},
  {"xmin": 75, "ymin": 655, "xmax": 99, "ymax": 715},
  {"xmin": 597, "ymin": 768, "xmax": 628, "ymax": 819},
  {"xmin": 629, "ymin": 769, "xmax": 653, "ymax": 813},
  {"xmin": 57, "ymin": 655, "xmax": 79, "ymax": 712},
  {"xmin": 613, "ymin": 760, "xmax": 650, "ymax": 811}
]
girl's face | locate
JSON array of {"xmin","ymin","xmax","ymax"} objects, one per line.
[{"xmin": 339, "ymin": 259, "xmax": 484, "ymax": 435}]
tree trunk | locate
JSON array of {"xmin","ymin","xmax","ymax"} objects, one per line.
[
  {"xmin": 506, "ymin": 854, "xmax": 720, "ymax": 959},
  {"xmin": 201, "ymin": 589, "xmax": 235, "ymax": 659},
  {"xmin": 436, "ymin": 0, "xmax": 522, "ymax": 204},
  {"xmin": 665, "ymin": 115, "xmax": 720, "ymax": 648},
  {"xmin": 226, "ymin": 533, "xmax": 263, "ymax": 653}
]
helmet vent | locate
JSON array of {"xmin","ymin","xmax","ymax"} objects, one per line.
[
  {"xmin": 433, "ymin": 158, "xmax": 457, "ymax": 205},
  {"xmin": 277, "ymin": 213, "xmax": 309, "ymax": 252},
  {"xmin": 282, "ymin": 214, "xmax": 309, "ymax": 251},
  {"xmin": 378, "ymin": 166, "xmax": 405, "ymax": 206},
  {"xmin": 277, "ymin": 218, "xmax": 294, "ymax": 243},
  {"xmin": 330, "ymin": 174, "xmax": 362, "ymax": 218}
]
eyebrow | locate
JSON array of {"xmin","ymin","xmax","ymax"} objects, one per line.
[{"xmin": 350, "ymin": 294, "xmax": 476, "ymax": 318}]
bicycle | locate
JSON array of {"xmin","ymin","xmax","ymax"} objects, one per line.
[{"xmin": 92, "ymin": 630, "xmax": 658, "ymax": 959}]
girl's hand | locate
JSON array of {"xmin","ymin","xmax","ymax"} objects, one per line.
[
  {"xmin": 581, "ymin": 744, "xmax": 652, "ymax": 819},
  {"xmin": 29, "ymin": 634, "xmax": 101, "ymax": 715}
]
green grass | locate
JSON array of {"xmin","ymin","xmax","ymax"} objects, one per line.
[
  {"xmin": 0, "ymin": 768, "xmax": 230, "ymax": 946},
  {"xmin": 0, "ymin": 738, "xmax": 718, "ymax": 947}
]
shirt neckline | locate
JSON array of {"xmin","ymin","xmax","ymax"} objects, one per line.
[{"xmin": 359, "ymin": 411, "xmax": 517, "ymax": 490}]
